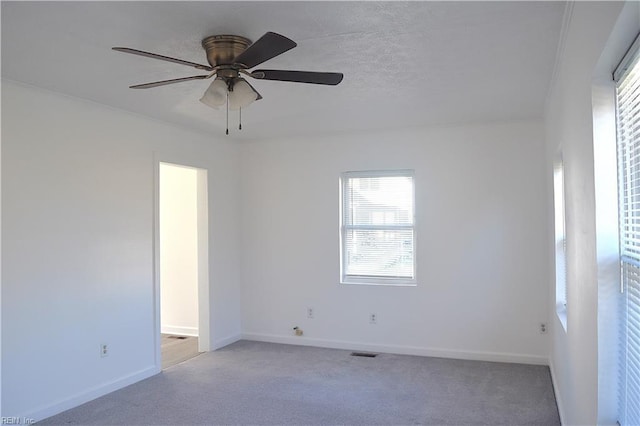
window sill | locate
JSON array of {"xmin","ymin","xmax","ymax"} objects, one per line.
[
  {"xmin": 556, "ymin": 305, "xmax": 567, "ymax": 333},
  {"xmin": 340, "ymin": 280, "xmax": 417, "ymax": 287}
]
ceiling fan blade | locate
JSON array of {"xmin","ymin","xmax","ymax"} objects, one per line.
[
  {"xmin": 251, "ymin": 70, "xmax": 343, "ymax": 85},
  {"xmin": 113, "ymin": 47, "xmax": 213, "ymax": 71},
  {"xmin": 234, "ymin": 32, "xmax": 297, "ymax": 69},
  {"xmin": 129, "ymin": 75, "xmax": 210, "ymax": 89}
]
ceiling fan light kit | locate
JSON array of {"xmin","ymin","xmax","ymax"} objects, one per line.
[
  {"xmin": 199, "ymin": 77, "xmax": 257, "ymax": 110},
  {"xmin": 113, "ymin": 31, "xmax": 344, "ymax": 135}
]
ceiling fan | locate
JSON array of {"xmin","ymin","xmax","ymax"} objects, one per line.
[{"xmin": 113, "ymin": 32, "xmax": 344, "ymax": 133}]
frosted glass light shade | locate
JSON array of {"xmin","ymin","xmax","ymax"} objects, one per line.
[
  {"xmin": 200, "ymin": 78, "xmax": 227, "ymax": 109},
  {"xmin": 229, "ymin": 78, "xmax": 258, "ymax": 110}
]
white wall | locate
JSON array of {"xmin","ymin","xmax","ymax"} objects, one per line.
[
  {"xmin": 543, "ymin": 2, "xmax": 627, "ymax": 424},
  {"xmin": 160, "ymin": 164, "xmax": 199, "ymax": 337},
  {"xmin": 240, "ymin": 121, "xmax": 550, "ymax": 364},
  {"xmin": 1, "ymin": 80, "xmax": 242, "ymax": 420},
  {"xmin": 0, "ymin": 25, "xmax": 4, "ymax": 418}
]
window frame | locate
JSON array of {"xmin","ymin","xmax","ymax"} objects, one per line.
[
  {"xmin": 339, "ymin": 169, "xmax": 417, "ymax": 286},
  {"xmin": 553, "ymin": 153, "xmax": 568, "ymax": 331}
]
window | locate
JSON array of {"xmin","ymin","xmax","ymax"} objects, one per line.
[
  {"xmin": 340, "ymin": 170, "xmax": 415, "ymax": 285},
  {"xmin": 553, "ymin": 155, "xmax": 567, "ymax": 329},
  {"xmin": 615, "ymin": 33, "xmax": 640, "ymax": 426}
]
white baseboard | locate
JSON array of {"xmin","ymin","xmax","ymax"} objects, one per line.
[
  {"xmin": 241, "ymin": 332, "xmax": 549, "ymax": 365},
  {"xmin": 26, "ymin": 366, "xmax": 159, "ymax": 422},
  {"xmin": 161, "ymin": 325, "xmax": 198, "ymax": 337},
  {"xmin": 549, "ymin": 359, "xmax": 565, "ymax": 425},
  {"xmin": 212, "ymin": 333, "xmax": 242, "ymax": 350}
]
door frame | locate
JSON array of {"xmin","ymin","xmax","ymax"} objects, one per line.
[{"xmin": 153, "ymin": 154, "xmax": 211, "ymax": 371}]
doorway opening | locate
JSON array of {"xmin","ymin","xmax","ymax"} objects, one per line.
[{"xmin": 158, "ymin": 162, "xmax": 209, "ymax": 369}]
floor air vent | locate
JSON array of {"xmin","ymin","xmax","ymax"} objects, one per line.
[{"xmin": 350, "ymin": 352, "xmax": 378, "ymax": 358}]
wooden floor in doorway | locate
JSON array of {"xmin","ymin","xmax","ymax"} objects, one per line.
[{"xmin": 161, "ymin": 334, "xmax": 200, "ymax": 369}]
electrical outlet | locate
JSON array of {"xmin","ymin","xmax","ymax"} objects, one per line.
[
  {"xmin": 100, "ymin": 343, "xmax": 109, "ymax": 357},
  {"xmin": 307, "ymin": 307, "xmax": 314, "ymax": 319},
  {"xmin": 540, "ymin": 323, "xmax": 548, "ymax": 334},
  {"xmin": 370, "ymin": 313, "xmax": 377, "ymax": 324}
]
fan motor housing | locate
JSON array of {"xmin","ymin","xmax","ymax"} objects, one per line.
[{"xmin": 201, "ymin": 35, "xmax": 251, "ymax": 67}]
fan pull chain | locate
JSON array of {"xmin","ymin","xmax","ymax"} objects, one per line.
[
  {"xmin": 239, "ymin": 108, "xmax": 242, "ymax": 130},
  {"xmin": 225, "ymin": 92, "xmax": 229, "ymax": 135}
]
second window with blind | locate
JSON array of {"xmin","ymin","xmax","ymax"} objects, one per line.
[
  {"xmin": 615, "ymin": 32, "xmax": 640, "ymax": 426},
  {"xmin": 553, "ymin": 154, "xmax": 567, "ymax": 330}
]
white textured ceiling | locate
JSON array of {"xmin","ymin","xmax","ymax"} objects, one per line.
[{"xmin": 1, "ymin": 1, "xmax": 565, "ymax": 141}]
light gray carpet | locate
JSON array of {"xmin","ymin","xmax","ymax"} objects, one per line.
[
  {"xmin": 161, "ymin": 334, "xmax": 200, "ymax": 370},
  {"xmin": 40, "ymin": 340, "xmax": 560, "ymax": 425}
]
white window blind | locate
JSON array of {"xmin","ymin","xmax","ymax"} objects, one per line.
[
  {"xmin": 340, "ymin": 171, "xmax": 415, "ymax": 285},
  {"xmin": 616, "ymin": 34, "xmax": 640, "ymax": 426}
]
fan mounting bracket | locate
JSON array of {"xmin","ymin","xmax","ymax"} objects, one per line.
[{"xmin": 201, "ymin": 35, "xmax": 252, "ymax": 68}]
